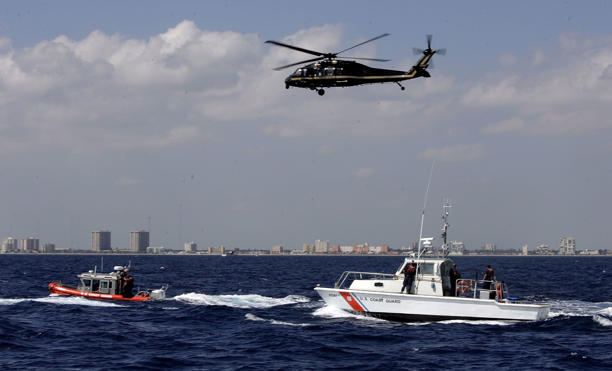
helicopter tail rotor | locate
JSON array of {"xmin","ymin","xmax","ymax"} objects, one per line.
[{"xmin": 413, "ymin": 34, "xmax": 446, "ymax": 56}]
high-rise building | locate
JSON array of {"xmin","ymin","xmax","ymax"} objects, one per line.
[
  {"xmin": 314, "ymin": 239, "xmax": 329, "ymax": 253},
  {"xmin": 560, "ymin": 237, "xmax": 576, "ymax": 255},
  {"xmin": 1, "ymin": 237, "xmax": 19, "ymax": 253},
  {"xmin": 92, "ymin": 231, "xmax": 111, "ymax": 251},
  {"xmin": 535, "ymin": 244, "xmax": 550, "ymax": 255},
  {"xmin": 483, "ymin": 243, "xmax": 496, "ymax": 254},
  {"xmin": 270, "ymin": 245, "xmax": 283, "ymax": 254},
  {"xmin": 21, "ymin": 238, "xmax": 39, "ymax": 252},
  {"xmin": 184, "ymin": 242, "xmax": 197, "ymax": 253},
  {"xmin": 42, "ymin": 243, "xmax": 56, "ymax": 253},
  {"xmin": 130, "ymin": 231, "xmax": 149, "ymax": 253},
  {"xmin": 522, "ymin": 244, "xmax": 529, "ymax": 256},
  {"xmin": 449, "ymin": 241, "xmax": 465, "ymax": 256}
]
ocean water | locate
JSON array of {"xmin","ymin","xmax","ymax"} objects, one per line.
[{"xmin": 0, "ymin": 255, "xmax": 610, "ymax": 370}]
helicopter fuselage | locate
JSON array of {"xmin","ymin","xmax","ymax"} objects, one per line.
[
  {"xmin": 284, "ymin": 59, "xmax": 430, "ymax": 90},
  {"xmin": 266, "ymin": 33, "xmax": 441, "ymax": 95}
]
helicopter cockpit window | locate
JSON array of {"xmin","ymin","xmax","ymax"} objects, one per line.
[{"xmin": 324, "ymin": 67, "xmax": 335, "ymax": 76}]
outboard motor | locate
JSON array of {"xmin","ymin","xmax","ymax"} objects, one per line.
[{"xmin": 150, "ymin": 285, "xmax": 168, "ymax": 300}]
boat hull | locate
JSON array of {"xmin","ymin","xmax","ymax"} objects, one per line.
[
  {"xmin": 48, "ymin": 282, "xmax": 153, "ymax": 301},
  {"xmin": 315, "ymin": 287, "xmax": 549, "ymax": 322}
]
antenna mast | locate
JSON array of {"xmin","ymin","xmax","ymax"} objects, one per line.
[
  {"xmin": 441, "ymin": 199, "xmax": 451, "ymax": 257},
  {"xmin": 417, "ymin": 161, "xmax": 435, "ymax": 259}
]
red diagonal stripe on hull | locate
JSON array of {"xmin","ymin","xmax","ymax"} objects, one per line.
[{"xmin": 339, "ymin": 292, "xmax": 365, "ymax": 312}]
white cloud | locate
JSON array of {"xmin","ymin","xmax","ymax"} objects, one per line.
[
  {"xmin": 462, "ymin": 36, "xmax": 612, "ymax": 136},
  {"xmin": 0, "ymin": 20, "xmax": 264, "ymax": 154},
  {"xmin": 498, "ymin": 53, "xmax": 518, "ymax": 68},
  {"xmin": 114, "ymin": 177, "xmax": 142, "ymax": 186},
  {"xmin": 483, "ymin": 118, "xmax": 527, "ymax": 134},
  {"xmin": 0, "ymin": 21, "xmax": 464, "ymax": 155},
  {"xmin": 418, "ymin": 144, "xmax": 485, "ymax": 164},
  {"xmin": 531, "ymin": 50, "xmax": 546, "ymax": 67},
  {"xmin": 2, "ymin": 21, "xmax": 611, "ymax": 159},
  {"xmin": 354, "ymin": 167, "xmax": 374, "ymax": 178}
]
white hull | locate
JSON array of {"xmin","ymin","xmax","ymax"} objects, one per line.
[{"xmin": 315, "ymin": 287, "xmax": 549, "ymax": 322}]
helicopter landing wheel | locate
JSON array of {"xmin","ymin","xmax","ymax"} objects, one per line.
[{"xmin": 317, "ymin": 89, "xmax": 325, "ymax": 96}]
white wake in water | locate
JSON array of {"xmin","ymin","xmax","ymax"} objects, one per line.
[
  {"xmin": 312, "ymin": 305, "xmax": 386, "ymax": 323},
  {"xmin": 245, "ymin": 313, "xmax": 310, "ymax": 327},
  {"xmin": 592, "ymin": 307, "xmax": 612, "ymax": 327},
  {"xmin": 172, "ymin": 293, "xmax": 310, "ymax": 309},
  {"xmin": 548, "ymin": 299, "xmax": 612, "ymax": 326},
  {"xmin": 0, "ymin": 295, "xmax": 124, "ymax": 307},
  {"xmin": 436, "ymin": 319, "xmax": 514, "ymax": 326},
  {"xmin": 548, "ymin": 299, "xmax": 611, "ymax": 317},
  {"xmin": 312, "ymin": 304, "xmax": 512, "ymax": 326}
]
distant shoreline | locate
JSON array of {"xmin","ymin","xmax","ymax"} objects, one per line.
[{"xmin": 1, "ymin": 252, "xmax": 609, "ymax": 257}]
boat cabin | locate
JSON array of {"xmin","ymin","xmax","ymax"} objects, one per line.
[
  {"xmin": 77, "ymin": 266, "xmax": 125, "ymax": 295},
  {"xmin": 339, "ymin": 257, "xmax": 507, "ymax": 300},
  {"xmin": 394, "ymin": 258, "xmax": 454, "ymax": 296}
]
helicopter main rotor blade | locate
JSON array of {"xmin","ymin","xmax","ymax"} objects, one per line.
[
  {"xmin": 265, "ymin": 40, "xmax": 324, "ymax": 57},
  {"xmin": 272, "ymin": 56, "xmax": 325, "ymax": 71},
  {"xmin": 337, "ymin": 57, "xmax": 390, "ymax": 62},
  {"xmin": 335, "ymin": 33, "xmax": 390, "ymax": 55}
]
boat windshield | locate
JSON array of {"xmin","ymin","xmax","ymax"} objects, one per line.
[{"xmin": 417, "ymin": 263, "xmax": 435, "ymax": 275}]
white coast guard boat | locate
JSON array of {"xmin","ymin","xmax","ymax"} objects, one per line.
[{"xmin": 315, "ymin": 202, "xmax": 549, "ymax": 322}]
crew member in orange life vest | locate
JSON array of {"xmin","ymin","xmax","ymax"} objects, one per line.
[{"xmin": 401, "ymin": 261, "xmax": 416, "ymax": 294}]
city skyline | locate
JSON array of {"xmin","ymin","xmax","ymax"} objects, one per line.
[
  {"xmin": 1, "ymin": 230, "xmax": 601, "ymax": 255},
  {"xmin": 0, "ymin": 2, "xmax": 611, "ymax": 251}
]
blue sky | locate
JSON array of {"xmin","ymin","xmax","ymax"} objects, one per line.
[{"xmin": 0, "ymin": 1, "xmax": 611, "ymax": 251}]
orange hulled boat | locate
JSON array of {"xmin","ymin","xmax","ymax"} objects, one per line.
[{"xmin": 49, "ymin": 265, "xmax": 167, "ymax": 301}]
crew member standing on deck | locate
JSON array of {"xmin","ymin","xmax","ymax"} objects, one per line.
[
  {"xmin": 483, "ymin": 265, "xmax": 496, "ymax": 299},
  {"xmin": 449, "ymin": 264, "xmax": 461, "ymax": 296},
  {"xmin": 401, "ymin": 261, "xmax": 416, "ymax": 294},
  {"xmin": 483, "ymin": 264, "xmax": 496, "ymax": 294},
  {"xmin": 122, "ymin": 273, "xmax": 134, "ymax": 298},
  {"xmin": 119, "ymin": 268, "xmax": 128, "ymax": 295}
]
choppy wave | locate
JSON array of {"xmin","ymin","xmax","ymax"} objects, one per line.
[
  {"xmin": 245, "ymin": 313, "xmax": 310, "ymax": 327},
  {"xmin": 593, "ymin": 307, "xmax": 612, "ymax": 327},
  {"xmin": 2, "ymin": 255, "xmax": 611, "ymax": 369},
  {"xmin": 548, "ymin": 299, "xmax": 612, "ymax": 317},
  {"xmin": 172, "ymin": 292, "xmax": 310, "ymax": 309},
  {"xmin": 0, "ymin": 295, "xmax": 124, "ymax": 307}
]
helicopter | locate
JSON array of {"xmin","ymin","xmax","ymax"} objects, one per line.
[{"xmin": 265, "ymin": 34, "xmax": 445, "ymax": 96}]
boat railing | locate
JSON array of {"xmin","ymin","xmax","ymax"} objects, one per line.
[
  {"xmin": 334, "ymin": 271, "xmax": 396, "ymax": 289},
  {"xmin": 455, "ymin": 279, "xmax": 509, "ymax": 300}
]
